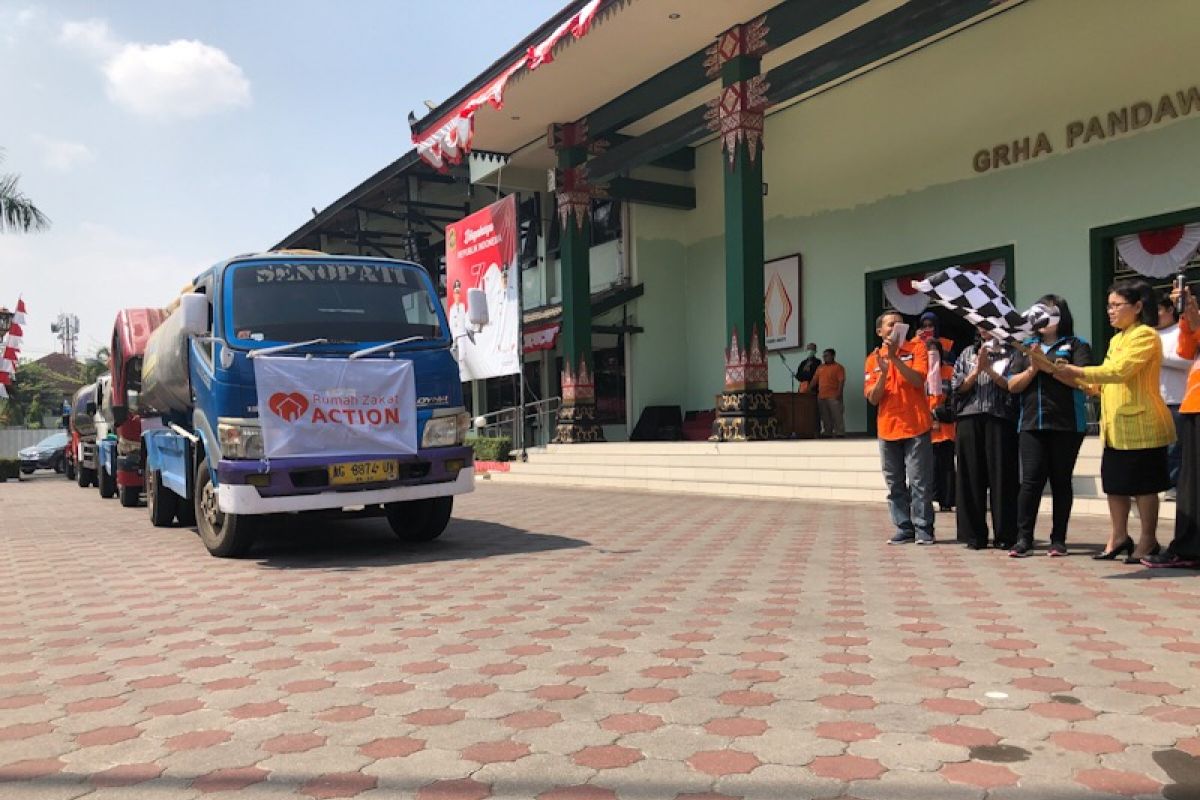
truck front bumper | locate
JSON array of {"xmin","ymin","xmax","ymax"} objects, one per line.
[
  {"xmin": 215, "ymin": 447, "xmax": 475, "ymax": 515},
  {"xmin": 219, "ymin": 467, "xmax": 474, "ymax": 514}
]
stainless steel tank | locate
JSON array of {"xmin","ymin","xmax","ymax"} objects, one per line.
[{"xmin": 139, "ymin": 309, "xmax": 193, "ymax": 414}]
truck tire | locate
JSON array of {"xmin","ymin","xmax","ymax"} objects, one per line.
[
  {"xmin": 175, "ymin": 497, "xmax": 197, "ymax": 527},
  {"xmin": 195, "ymin": 458, "xmax": 255, "ymax": 558},
  {"xmin": 119, "ymin": 483, "xmax": 140, "ymax": 508},
  {"xmin": 65, "ymin": 460, "xmax": 75, "ymax": 481},
  {"xmin": 98, "ymin": 467, "xmax": 116, "ymax": 499},
  {"xmin": 77, "ymin": 466, "xmax": 94, "ymax": 488},
  {"xmin": 147, "ymin": 470, "xmax": 177, "ymax": 527},
  {"xmin": 385, "ymin": 496, "xmax": 453, "ymax": 542},
  {"xmin": 53, "ymin": 456, "xmax": 64, "ymax": 474}
]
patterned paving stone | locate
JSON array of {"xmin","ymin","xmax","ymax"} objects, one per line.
[
  {"xmin": 686, "ymin": 749, "xmax": 760, "ymax": 776},
  {"xmin": 4, "ymin": 481, "xmax": 1199, "ymax": 798},
  {"xmin": 299, "ymin": 771, "xmax": 380, "ymax": 799},
  {"xmin": 192, "ymin": 765, "xmax": 271, "ymax": 793},
  {"xmin": 573, "ymin": 744, "xmax": 644, "ymax": 769},
  {"xmin": 1074, "ymin": 768, "xmax": 1162, "ymax": 796},
  {"xmin": 88, "ymin": 762, "xmax": 164, "ymax": 787},
  {"xmin": 808, "ymin": 755, "xmax": 885, "ymax": 781},
  {"xmin": 414, "ymin": 777, "xmax": 492, "ymax": 800},
  {"xmin": 939, "ymin": 761, "xmax": 1019, "ymax": 788}
]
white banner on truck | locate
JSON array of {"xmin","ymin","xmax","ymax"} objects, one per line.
[{"xmin": 253, "ymin": 356, "xmax": 417, "ymax": 459}]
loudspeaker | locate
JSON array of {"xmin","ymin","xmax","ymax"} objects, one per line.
[{"xmin": 631, "ymin": 405, "xmax": 683, "ymax": 441}]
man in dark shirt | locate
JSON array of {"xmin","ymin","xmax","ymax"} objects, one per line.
[{"xmin": 795, "ymin": 343, "xmax": 821, "ymax": 390}]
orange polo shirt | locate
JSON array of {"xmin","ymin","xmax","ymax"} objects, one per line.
[
  {"xmin": 1177, "ymin": 315, "xmax": 1200, "ymax": 414},
  {"xmin": 812, "ymin": 363, "xmax": 845, "ymax": 400},
  {"xmin": 864, "ymin": 340, "xmax": 933, "ymax": 441}
]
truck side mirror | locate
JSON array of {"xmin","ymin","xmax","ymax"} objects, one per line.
[
  {"xmin": 467, "ymin": 288, "xmax": 489, "ymax": 328},
  {"xmin": 86, "ymin": 402, "xmax": 97, "ymax": 416},
  {"xmin": 179, "ymin": 293, "xmax": 209, "ymax": 337}
]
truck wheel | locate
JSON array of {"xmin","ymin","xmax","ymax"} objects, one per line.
[
  {"xmin": 195, "ymin": 458, "xmax": 255, "ymax": 558},
  {"xmin": 53, "ymin": 457, "xmax": 64, "ymax": 474},
  {"xmin": 385, "ymin": 496, "xmax": 453, "ymax": 542},
  {"xmin": 65, "ymin": 459, "xmax": 75, "ymax": 480},
  {"xmin": 98, "ymin": 467, "xmax": 116, "ymax": 499},
  {"xmin": 77, "ymin": 466, "xmax": 93, "ymax": 488},
  {"xmin": 175, "ymin": 497, "xmax": 196, "ymax": 527},
  {"xmin": 119, "ymin": 483, "xmax": 140, "ymax": 508},
  {"xmin": 147, "ymin": 470, "xmax": 177, "ymax": 527}
]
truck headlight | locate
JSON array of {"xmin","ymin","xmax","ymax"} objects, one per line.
[
  {"xmin": 422, "ymin": 409, "xmax": 470, "ymax": 448},
  {"xmin": 218, "ymin": 418, "xmax": 264, "ymax": 460}
]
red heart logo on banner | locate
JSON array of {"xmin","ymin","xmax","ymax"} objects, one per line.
[{"xmin": 268, "ymin": 392, "xmax": 309, "ymax": 422}]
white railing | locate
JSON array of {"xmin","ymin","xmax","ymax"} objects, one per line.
[{"xmin": 472, "ymin": 396, "xmax": 562, "ymax": 456}]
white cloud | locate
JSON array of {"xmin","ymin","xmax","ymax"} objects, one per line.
[
  {"xmin": 32, "ymin": 135, "xmax": 95, "ymax": 172},
  {"xmin": 59, "ymin": 18, "xmax": 120, "ymax": 59},
  {"xmin": 105, "ymin": 39, "xmax": 251, "ymax": 119},
  {"xmin": 1, "ymin": 6, "xmax": 43, "ymax": 43},
  {"xmin": 59, "ymin": 19, "xmax": 252, "ymax": 120}
]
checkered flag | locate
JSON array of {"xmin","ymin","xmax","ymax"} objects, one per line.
[
  {"xmin": 913, "ymin": 267, "xmax": 1029, "ymax": 344},
  {"xmin": 1022, "ymin": 301, "xmax": 1059, "ymax": 333}
]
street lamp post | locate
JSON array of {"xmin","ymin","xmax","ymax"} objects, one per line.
[{"xmin": 0, "ymin": 307, "xmax": 11, "ymax": 337}]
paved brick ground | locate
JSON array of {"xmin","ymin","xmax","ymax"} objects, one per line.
[{"xmin": 1, "ymin": 473, "xmax": 1199, "ymax": 799}]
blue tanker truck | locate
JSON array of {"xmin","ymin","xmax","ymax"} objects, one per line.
[{"xmin": 140, "ymin": 251, "xmax": 481, "ymax": 557}]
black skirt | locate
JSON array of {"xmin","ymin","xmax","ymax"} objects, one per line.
[{"xmin": 1101, "ymin": 445, "xmax": 1171, "ymax": 496}]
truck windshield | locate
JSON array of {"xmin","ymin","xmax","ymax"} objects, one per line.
[{"xmin": 228, "ymin": 261, "xmax": 443, "ymax": 344}]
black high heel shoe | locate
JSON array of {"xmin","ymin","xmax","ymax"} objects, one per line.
[
  {"xmin": 1093, "ymin": 538, "xmax": 1133, "ymax": 560},
  {"xmin": 1125, "ymin": 543, "xmax": 1161, "ymax": 565}
]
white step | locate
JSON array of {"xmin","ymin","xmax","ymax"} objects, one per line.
[{"xmin": 481, "ymin": 437, "xmax": 1176, "ymax": 519}]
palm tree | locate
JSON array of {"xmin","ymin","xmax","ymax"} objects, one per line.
[
  {"xmin": 0, "ymin": 147, "xmax": 49, "ymax": 233},
  {"xmin": 81, "ymin": 347, "xmax": 110, "ymax": 383}
]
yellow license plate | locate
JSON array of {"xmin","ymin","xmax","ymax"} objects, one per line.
[{"xmin": 328, "ymin": 460, "xmax": 399, "ymax": 486}]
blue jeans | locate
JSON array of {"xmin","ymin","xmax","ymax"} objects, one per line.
[
  {"xmin": 1168, "ymin": 405, "xmax": 1183, "ymax": 488},
  {"xmin": 879, "ymin": 432, "xmax": 935, "ymax": 541}
]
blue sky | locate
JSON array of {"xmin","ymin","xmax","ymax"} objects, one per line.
[{"xmin": 0, "ymin": 0, "xmax": 564, "ymax": 360}]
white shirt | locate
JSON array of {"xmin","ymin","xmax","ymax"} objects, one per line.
[{"xmin": 1158, "ymin": 323, "xmax": 1191, "ymax": 406}]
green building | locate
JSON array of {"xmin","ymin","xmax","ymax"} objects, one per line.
[{"xmin": 280, "ymin": 0, "xmax": 1200, "ymax": 440}]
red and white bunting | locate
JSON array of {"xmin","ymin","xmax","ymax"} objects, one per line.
[
  {"xmin": 884, "ymin": 259, "xmax": 1005, "ymax": 316},
  {"xmin": 0, "ymin": 297, "xmax": 25, "ymax": 399},
  {"xmin": 1116, "ymin": 223, "xmax": 1200, "ymax": 278},
  {"xmin": 412, "ymin": 0, "xmax": 602, "ymax": 170}
]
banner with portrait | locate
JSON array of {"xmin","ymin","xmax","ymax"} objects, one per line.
[{"xmin": 444, "ymin": 195, "xmax": 521, "ymax": 381}]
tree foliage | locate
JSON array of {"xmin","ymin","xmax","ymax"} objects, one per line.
[
  {"xmin": 0, "ymin": 147, "xmax": 50, "ymax": 233},
  {"xmin": 1, "ymin": 361, "xmax": 76, "ymax": 427},
  {"xmin": 81, "ymin": 347, "xmax": 110, "ymax": 383}
]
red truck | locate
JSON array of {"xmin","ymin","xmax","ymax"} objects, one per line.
[{"xmin": 105, "ymin": 308, "xmax": 168, "ymax": 506}]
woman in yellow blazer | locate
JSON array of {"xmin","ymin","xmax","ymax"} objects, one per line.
[{"xmin": 1058, "ymin": 279, "xmax": 1176, "ymax": 563}]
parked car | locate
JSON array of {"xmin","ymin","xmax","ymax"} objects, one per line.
[{"xmin": 19, "ymin": 432, "xmax": 69, "ymax": 475}]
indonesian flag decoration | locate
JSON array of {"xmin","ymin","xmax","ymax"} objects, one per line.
[
  {"xmin": 1116, "ymin": 223, "xmax": 1200, "ymax": 278},
  {"xmin": 884, "ymin": 259, "xmax": 1005, "ymax": 316},
  {"xmin": 0, "ymin": 297, "xmax": 25, "ymax": 400},
  {"xmin": 412, "ymin": 0, "xmax": 602, "ymax": 170}
]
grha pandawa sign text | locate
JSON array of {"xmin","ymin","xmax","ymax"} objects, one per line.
[{"xmin": 973, "ymin": 83, "xmax": 1200, "ymax": 173}]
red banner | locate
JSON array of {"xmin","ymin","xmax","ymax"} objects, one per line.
[{"xmin": 445, "ymin": 195, "xmax": 520, "ymax": 381}]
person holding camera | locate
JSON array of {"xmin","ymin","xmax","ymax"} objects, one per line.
[{"xmin": 951, "ymin": 329, "xmax": 1019, "ymax": 550}]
